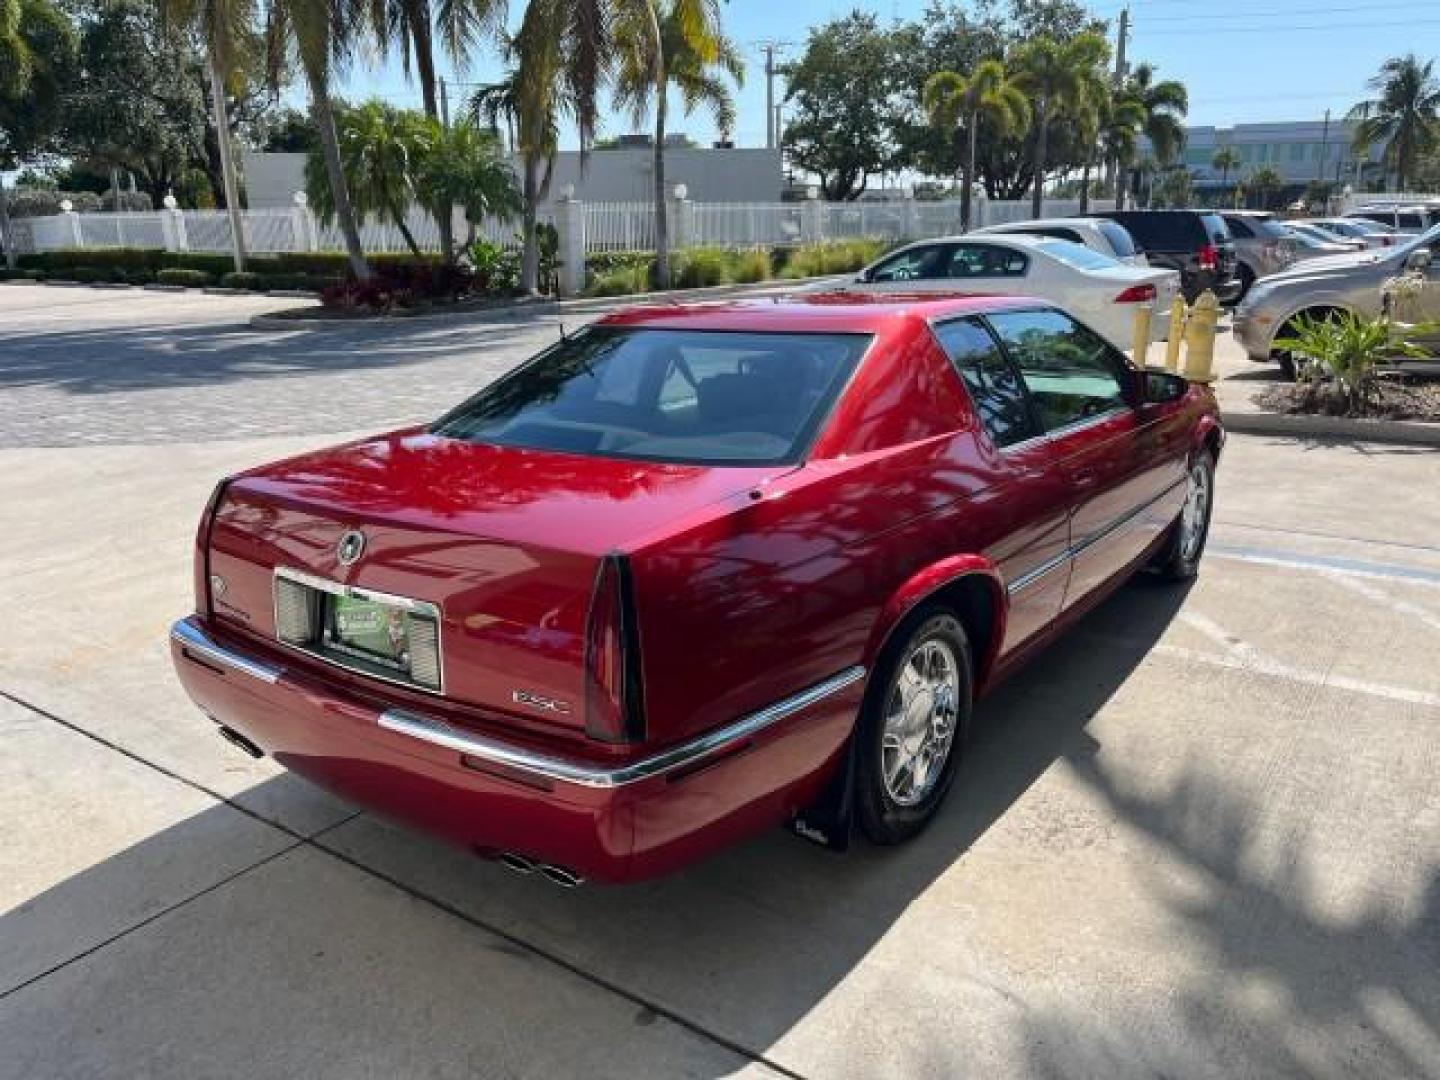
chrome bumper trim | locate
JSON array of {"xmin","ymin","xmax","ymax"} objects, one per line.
[
  {"xmin": 172, "ymin": 616, "xmax": 864, "ymax": 790},
  {"xmin": 171, "ymin": 618, "xmax": 285, "ymax": 685},
  {"xmin": 380, "ymin": 665, "xmax": 867, "ymax": 789}
]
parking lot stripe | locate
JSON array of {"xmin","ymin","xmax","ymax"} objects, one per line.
[{"xmin": 1208, "ymin": 545, "xmax": 1440, "ymax": 588}]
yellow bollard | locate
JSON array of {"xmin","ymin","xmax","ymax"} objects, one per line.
[
  {"xmin": 1131, "ymin": 304, "xmax": 1153, "ymax": 368},
  {"xmin": 1182, "ymin": 289, "xmax": 1220, "ymax": 383},
  {"xmin": 1164, "ymin": 296, "xmax": 1186, "ymax": 372}
]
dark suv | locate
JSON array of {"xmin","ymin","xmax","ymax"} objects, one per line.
[{"xmin": 1092, "ymin": 210, "xmax": 1242, "ymax": 303}]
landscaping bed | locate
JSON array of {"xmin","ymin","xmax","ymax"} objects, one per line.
[{"xmin": 1254, "ymin": 377, "xmax": 1440, "ymax": 423}]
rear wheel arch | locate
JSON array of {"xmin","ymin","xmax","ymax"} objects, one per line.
[{"xmin": 865, "ymin": 562, "xmax": 1007, "ymax": 697}]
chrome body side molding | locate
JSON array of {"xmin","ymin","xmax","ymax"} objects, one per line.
[{"xmin": 172, "ymin": 617, "xmax": 284, "ymax": 684}]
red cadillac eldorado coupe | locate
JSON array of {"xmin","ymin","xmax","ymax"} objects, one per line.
[{"xmin": 171, "ymin": 294, "xmax": 1222, "ymax": 885}]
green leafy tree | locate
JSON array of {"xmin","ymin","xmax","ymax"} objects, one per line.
[
  {"xmin": 266, "ymin": 0, "xmax": 372, "ymax": 279},
  {"xmin": 0, "ymin": 0, "xmax": 75, "ymax": 268},
  {"xmin": 1348, "ymin": 55, "xmax": 1440, "ymax": 191},
  {"xmin": 306, "ymin": 101, "xmax": 427, "ymax": 255},
  {"xmin": 1211, "ymin": 145, "xmax": 1240, "ymax": 188},
  {"xmin": 924, "ymin": 59, "xmax": 1029, "ymax": 231},
  {"xmin": 155, "ymin": 0, "xmax": 261, "ymax": 270},
  {"xmin": 1245, "ymin": 165, "xmax": 1284, "ymax": 210},
  {"xmin": 1012, "ymin": 31, "xmax": 1109, "ymax": 218},
  {"xmin": 411, "ymin": 117, "xmax": 520, "ymax": 253},
  {"xmin": 782, "ymin": 12, "xmax": 904, "ymax": 201},
  {"xmin": 612, "ymin": 0, "xmax": 742, "ymax": 287},
  {"xmin": 1118, "ymin": 62, "xmax": 1187, "ymax": 208}
]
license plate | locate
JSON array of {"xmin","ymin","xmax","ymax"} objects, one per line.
[{"xmin": 329, "ymin": 594, "xmax": 412, "ymax": 670}]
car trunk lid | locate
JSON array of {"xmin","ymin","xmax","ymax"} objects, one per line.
[{"xmin": 205, "ymin": 429, "xmax": 781, "ymax": 733}]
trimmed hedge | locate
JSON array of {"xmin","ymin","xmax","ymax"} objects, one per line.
[{"xmin": 156, "ymin": 268, "xmax": 215, "ymax": 288}]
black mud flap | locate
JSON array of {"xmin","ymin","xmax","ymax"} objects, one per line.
[{"xmin": 789, "ymin": 737, "xmax": 857, "ymax": 852}]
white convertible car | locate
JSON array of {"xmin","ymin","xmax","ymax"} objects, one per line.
[{"xmin": 827, "ymin": 234, "xmax": 1181, "ymax": 353}]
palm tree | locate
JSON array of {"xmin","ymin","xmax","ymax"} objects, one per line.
[
  {"xmin": 923, "ymin": 59, "xmax": 1029, "ymax": 232},
  {"xmin": 612, "ymin": 0, "xmax": 742, "ymax": 289},
  {"xmin": 412, "ymin": 118, "xmax": 520, "ymax": 250},
  {"xmin": 508, "ymin": 0, "xmax": 608, "ymax": 293},
  {"xmin": 155, "ymin": 0, "xmax": 258, "ymax": 271},
  {"xmin": 266, "ymin": 0, "xmax": 372, "ymax": 279},
  {"xmin": 1246, "ymin": 166, "xmax": 1284, "ymax": 211},
  {"xmin": 1119, "ymin": 62, "xmax": 1187, "ymax": 209},
  {"xmin": 1098, "ymin": 88, "xmax": 1144, "ymax": 211},
  {"xmin": 1211, "ymin": 146, "xmax": 1241, "ymax": 189},
  {"xmin": 374, "ymin": 0, "xmax": 505, "ymax": 262},
  {"xmin": 306, "ymin": 101, "xmax": 427, "ymax": 255},
  {"xmin": 1348, "ymin": 55, "xmax": 1440, "ymax": 192},
  {"xmin": 1012, "ymin": 32, "xmax": 1109, "ymax": 219},
  {"xmin": 468, "ymin": 73, "xmax": 519, "ymax": 149}
]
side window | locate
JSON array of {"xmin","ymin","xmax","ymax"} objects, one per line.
[
  {"xmin": 870, "ymin": 245, "xmax": 950, "ymax": 282},
  {"xmin": 931, "ymin": 318, "xmax": 1039, "ymax": 449},
  {"xmin": 1225, "ymin": 216, "xmax": 1254, "ymax": 238},
  {"xmin": 946, "ymin": 244, "xmax": 1029, "ymax": 279},
  {"xmin": 985, "ymin": 309, "xmax": 1130, "ymax": 432}
]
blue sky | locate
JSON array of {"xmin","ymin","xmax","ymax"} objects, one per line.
[{"xmin": 335, "ymin": 0, "xmax": 1440, "ymax": 147}]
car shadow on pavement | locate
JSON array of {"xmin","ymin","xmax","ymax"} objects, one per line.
[{"xmin": 6, "ymin": 577, "xmax": 1438, "ymax": 1077}]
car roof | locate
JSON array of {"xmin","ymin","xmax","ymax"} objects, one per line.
[
  {"xmin": 596, "ymin": 293, "xmax": 1046, "ymax": 333},
  {"xmin": 979, "ymin": 217, "xmax": 1100, "ymax": 231}
]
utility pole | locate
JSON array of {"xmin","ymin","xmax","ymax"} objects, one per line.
[
  {"xmin": 1319, "ymin": 108, "xmax": 1330, "ymax": 193},
  {"xmin": 756, "ymin": 41, "xmax": 789, "ymax": 149},
  {"xmin": 1110, "ymin": 7, "xmax": 1130, "ymax": 209},
  {"xmin": 440, "ymin": 77, "xmax": 451, "ymax": 128}
]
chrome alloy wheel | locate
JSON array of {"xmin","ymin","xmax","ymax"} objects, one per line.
[
  {"xmin": 881, "ymin": 639, "xmax": 960, "ymax": 807},
  {"xmin": 1179, "ymin": 459, "xmax": 1212, "ymax": 563}
]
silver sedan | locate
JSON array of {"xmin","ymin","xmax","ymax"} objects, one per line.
[{"xmin": 1232, "ymin": 224, "xmax": 1440, "ymax": 379}]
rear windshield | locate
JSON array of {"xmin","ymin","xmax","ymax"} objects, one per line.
[
  {"xmin": 1095, "ymin": 219, "xmax": 1139, "ymax": 257},
  {"xmin": 1103, "ymin": 212, "xmax": 1204, "ymax": 249},
  {"xmin": 1200, "ymin": 213, "xmax": 1233, "ymax": 243},
  {"xmin": 432, "ymin": 327, "xmax": 870, "ymax": 465},
  {"xmin": 1035, "ymin": 239, "xmax": 1122, "ymax": 270}
]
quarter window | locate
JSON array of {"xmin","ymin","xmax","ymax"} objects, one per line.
[
  {"xmin": 931, "ymin": 318, "xmax": 1039, "ymax": 448},
  {"xmin": 946, "ymin": 244, "xmax": 1029, "ymax": 278},
  {"xmin": 985, "ymin": 309, "xmax": 1131, "ymax": 432},
  {"xmin": 869, "ymin": 245, "xmax": 950, "ymax": 282}
]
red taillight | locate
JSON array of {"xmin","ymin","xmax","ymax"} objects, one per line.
[
  {"xmin": 1114, "ymin": 283, "xmax": 1157, "ymax": 304},
  {"xmin": 584, "ymin": 554, "xmax": 645, "ymax": 743},
  {"xmin": 1198, "ymin": 244, "xmax": 1218, "ymax": 271},
  {"xmin": 195, "ymin": 478, "xmax": 230, "ymax": 615}
]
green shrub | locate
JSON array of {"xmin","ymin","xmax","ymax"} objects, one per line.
[
  {"xmin": 586, "ymin": 250, "xmax": 654, "ymax": 277},
  {"xmin": 672, "ymin": 247, "xmax": 730, "ymax": 289},
  {"xmin": 156, "ymin": 267, "xmax": 215, "ymax": 288},
  {"xmin": 68, "ymin": 267, "xmax": 111, "ymax": 283},
  {"xmin": 21, "ymin": 269, "xmax": 46, "ymax": 281},
  {"xmin": 727, "ymin": 248, "xmax": 772, "ymax": 284},
  {"xmin": 587, "ymin": 264, "xmax": 650, "ymax": 297},
  {"xmin": 220, "ymin": 271, "xmax": 265, "ymax": 291}
]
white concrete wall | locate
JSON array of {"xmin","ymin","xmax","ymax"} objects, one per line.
[{"xmin": 241, "ymin": 148, "xmax": 784, "ymax": 210}]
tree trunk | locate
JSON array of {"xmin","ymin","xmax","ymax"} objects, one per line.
[
  {"xmin": 309, "ymin": 83, "xmax": 371, "ymax": 280},
  {"xmin": 1113, "ymin": 155, "xmax": 1126, "ymax": 211},
  {"xmin": 653, "ymin": 101, "xmax": 669, "ymax": 287},
  {"xmin": 1079, "ymin": 157, "xmax": 1092, "ymax": 213},
  {"xmin": 1030, "ymin": 104, "xmax": 1048, "ymax": 219},
  {"xmin": 408, "ymin": 5, "xmax": 455, "ymax": 263},
  {"xmin": 520, "ymin": 155, "xmax": 540, "ymax": 294},
  {"xmin": 388, "ymin": 198, "xmax": 424, "ymax": 257},
  {"xmin": 0, "ymin": 174, "xmax": 16, "ymax": 271},
  {"xmin": 961, "ymin": 112, "xmax": 977, "ymax": 232},
  {"xmin": 208, "ymin": 51, "xmax": 248, "ymax": 273}
]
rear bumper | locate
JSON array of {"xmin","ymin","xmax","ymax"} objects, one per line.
[{"xmin": 171, "ymin": 617, "xmax": 863, "ymax": 882}]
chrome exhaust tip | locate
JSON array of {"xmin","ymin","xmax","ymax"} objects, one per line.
[
  {"xmin": 537, "ymin": 863, "xmax": 585, "ymax": 889},
  {"xmin": 216, "ymin": 724, "xmax": 264, "ymax": 759},
  {"xmin": 498, "ymin": 852, "xmax": 537, "ymax": 875}
]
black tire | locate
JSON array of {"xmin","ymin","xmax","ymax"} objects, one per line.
[
  {"xmin": 1154, "ymin": 449, "xmax": 1216, "ymax": 581},
  {"xmin": 1275, "ymin": 351, "xmax": 1298, "ymax": 381},
  {"xmin": 856, "ymin": 607, "xmax": 974, "ymax": 845},
  {"xmin": 1236, "ymin": 263, "xmax": 1256, "ymax": 302}
]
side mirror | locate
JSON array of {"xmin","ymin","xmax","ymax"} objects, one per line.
[
  {"xmin": 1141, "ymin": 369, "xmax": 1188, "ymax": 404},
  {"xmin": 1404, "ymin": 249, "xmax": 1432, "ymax": 273},
  {"xmin": 856, "ymin": 268, "xmax": 874, "ymax": 283}
]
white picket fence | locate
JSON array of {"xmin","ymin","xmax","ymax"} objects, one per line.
[{"xmin": 10, "ymin": 196, "xmax": 1118, "ymax": 258}]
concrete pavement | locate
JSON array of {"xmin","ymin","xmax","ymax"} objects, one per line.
[{"xmin": 2, "ymin": 285, "xmax": 1439, "ymax": 1078}]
